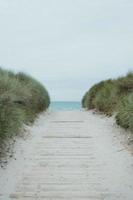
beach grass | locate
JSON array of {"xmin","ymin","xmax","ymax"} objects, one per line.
[
  {"xmin": 0, "ymin": 68, "xmax": 50, "ymax": 142},
  {"xmin": 82, "ymin": 72, "xmax": 133, "ymax": 132}
]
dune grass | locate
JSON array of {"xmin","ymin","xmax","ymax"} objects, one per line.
[
  {"xmin": 0, "ymin": 68, "xmax": 50, "ymax": 142},
  {"xmin": 82, "ymin": 72, "xmax": 133, "ymax": 132},
  {"xmin": 116, "ymin": 93, "xmax": 133, "ymax": 131}
]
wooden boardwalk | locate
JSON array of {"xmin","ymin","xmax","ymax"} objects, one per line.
[{"xmin": 1, "ymin": 111, "xmax": 133, "ymax": 199}]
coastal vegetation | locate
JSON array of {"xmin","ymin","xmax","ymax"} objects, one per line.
[
  {"xmin": 0, "ymin": 68, "xmax": 50, "ymax": 149},
  {"xmin": 82, "ymin": 72, "xmax": 133, "ymax": 132}
]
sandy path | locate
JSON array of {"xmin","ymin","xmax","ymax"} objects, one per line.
[{"xmin": 0, "ymin": 111, "xmax": 133, "ymax": 200}]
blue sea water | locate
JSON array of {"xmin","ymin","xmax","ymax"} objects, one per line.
[{"xmin": 50, "ymin": 101, "xmax": 81, "ymax": 111}]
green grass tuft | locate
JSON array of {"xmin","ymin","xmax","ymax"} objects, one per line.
[
  {"xmin": 0, "ymin": 68, "xmax": 50, "ymax": 142},
  {"xmin": 116, "ymin": 94, "xmax": 133, "ymax": 131},
  {"xmin": 82, "ymin": 72, "xmax": 133, "ymax": 132}
]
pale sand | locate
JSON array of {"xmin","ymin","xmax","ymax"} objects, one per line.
[{"xmin": 0, "ymin": 110, "xmax": 133, "ymax": 200}]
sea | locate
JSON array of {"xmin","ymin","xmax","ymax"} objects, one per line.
[{"xmin": 50, "ymin": 101, "xmax": 81, "ymax": 111}]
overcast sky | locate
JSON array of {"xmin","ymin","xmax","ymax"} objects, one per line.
[{"xmin": 0, "ymin": 0, "xmax": 133, "ymax": 101}]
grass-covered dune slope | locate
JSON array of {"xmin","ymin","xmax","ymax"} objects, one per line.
[
  {"xmin": 82, "ymin": 72, "xmax": 133, "ymax": 132},
  {"xmin": 0, "ymin": 68, "xmax": 50, "ymax": 141}
]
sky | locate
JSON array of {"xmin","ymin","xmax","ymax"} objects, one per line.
[{"xmin": 0, "ymin": 0, "xmax": 133, "ymax": 101}]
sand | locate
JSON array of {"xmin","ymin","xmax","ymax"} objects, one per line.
[{"xmin": 0, "ymin": 110, "xmax": 133, "ymax": 200}]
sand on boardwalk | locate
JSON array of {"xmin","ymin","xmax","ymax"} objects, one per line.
[{"xmin": 0, "ymin": 110, "xmax": 133, "ymax": 200}]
